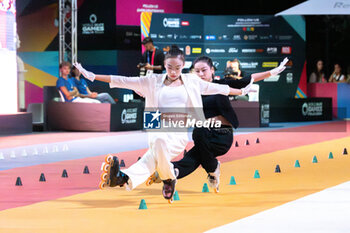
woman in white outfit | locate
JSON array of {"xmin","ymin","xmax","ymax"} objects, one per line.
[{"xmin": 74, "ymin": 45, "xmax": 255, "ymax": 201}]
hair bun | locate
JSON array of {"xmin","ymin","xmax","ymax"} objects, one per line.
[{"xmin": 170, "ymin": 44, "xmax": 180, "ymax": 50}]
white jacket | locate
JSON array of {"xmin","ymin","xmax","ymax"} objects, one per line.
[{"xmin": 110, "ymin": 73, "xmax": 230, "ymax": 121}]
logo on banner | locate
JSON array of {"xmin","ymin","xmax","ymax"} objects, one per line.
[
  {"xmin": 241, "ymin": 62, "xmax": 259, "ymax": 69},
  {"xmin": 190, "ymin": 35, "xmax": 202, "ymax": 39},
  {"xmin": 89, "ymin": 14, "xmax": 97, "ymax": 23},
  {"xmin": 181, "ymin": 21, "xmax": 189, "ymax": 26},
  {"xmin": 192, "ymin": 48, "xmax": 202, "ymax": 54},
  {"xmin": 233, "ymin": 35, "xmax": 241, "ymax": 40},
  {"xmin": 185, "ymin": 46, "xmax": 191, "ymax": 55},
  {"xmin": 267, "ymin": 47, "xmax": 277, "ymax": 54},
  {"xmin": 82, "ymin": 14, "xmax": 104, "ymax": 35},
  {"xmin": 205, "ymin": 35, "xmax": 216, "ymax": 40},
  {"xmin": 286, "ymin": 73, "xmax": 293, "ymax": 83},
  {"xmin": 163, "ymin": 18, "xmax": 180, "ymax": 28},
  {"xmin": 206, "ymin": 48, "xmax": 225, "ymax": 54},
  {"xmin": 228, "ymin": 48, "xmax": 239, "ymax": 53},
  {"xmin": 260, "ymin": 104, "xmax": 270, "ymax": 125},
  {"xmin": 302, "ymin": 102, "xmax": 323, "ymax": 116},
  {"xmin": 282, "ymin": 46, "xmax": 292, "ymax": 54},
  {"xmin": 263, "ymin": 75, "xmax": 280, "ymax": 82},
  {"xmin": 121, "ymin": 108, "xmax": 138, "ymax": 124},
  {"xmin": 144, "ymin": 110, "xmax": 161, "ymax": 129},
  {"xmin": 262, "ymin": 62, "xmax": 278, "ymax": 68}
]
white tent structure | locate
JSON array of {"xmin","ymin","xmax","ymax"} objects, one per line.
[{"xmin": 276, "ymin": 0, "xmax": 350, "ymax": 16}]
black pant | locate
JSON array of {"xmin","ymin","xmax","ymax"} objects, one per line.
[{"xmin": 173, "ymin": 127, "xmax": 233, "ymax": 179}]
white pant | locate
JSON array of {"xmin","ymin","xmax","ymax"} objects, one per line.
[
  {"xmin": 122, "ymin": 132, "xmax": 188, "ymax": 190},
  {"xmin": 72, "ymin": 97, "xmax": 101, "ymax": 103}
]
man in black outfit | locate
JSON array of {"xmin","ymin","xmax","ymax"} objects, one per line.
[{"xmin": 138, "ymin": 37, "xmax": 164, "ymax": 75}]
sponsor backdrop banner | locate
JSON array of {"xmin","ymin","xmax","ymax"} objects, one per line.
[{"xmin": 146, "ymin": 14, "xmax": 306, "ymax": 121}]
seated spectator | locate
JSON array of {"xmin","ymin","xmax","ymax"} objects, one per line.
[
  {"xmin": 309, "ymin": 60, "xmax": 326, "ymax": 83},
  {"xmin": 56, "ymin": 62, "xmax": 100, "ymax": 103},
  {"xmin": 226, "ymin": 58, "xmax": 246, "ymax": 79},
  {"xmin": 70, "ymin": 66, "xmax": 116, "ymax": 104},
  {"xmin": 328, "ymin": 63, "xmax": 345, "ymax": 83},
  {"xmin": 346, "ymin": 66, "xmax": 350, "ymax": 84}
]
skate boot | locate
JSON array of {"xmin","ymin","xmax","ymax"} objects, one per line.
[
  {"xmin": 207, "ymin": 161, "xmax": 220, "ymax": 193},
  {"xmin": 162, "ymin": 179, "xmax": 177, "ymax": 203},
  {"xmin": 146, "ymin": 171, "xmax": 161, "ymax": 186},
  {"xmin": 99, "ymin": 155, "xmax": 129, "ymax": 189},
  {"xmin": 146, "ymin": 168, "xmax": 179, "ymax": 186}
]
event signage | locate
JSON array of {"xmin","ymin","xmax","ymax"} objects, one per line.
[{"xmin": 146, "ymin": 13, "xmax": 305, "ymax": 121}]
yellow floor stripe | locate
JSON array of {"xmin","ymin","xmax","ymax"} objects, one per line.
[{"xmin": 0, "ymin": 137, "xmax": 349, "ymax": 233}]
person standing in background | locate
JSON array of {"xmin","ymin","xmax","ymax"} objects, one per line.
[{"xmin": 138, "ymin": 37, "xmax": 165, "ymax": 76}]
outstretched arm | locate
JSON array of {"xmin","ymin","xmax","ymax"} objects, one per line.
[
  {"xmin": 199, "ymin": 75, "xmax": 254, "ymax": 96},
  {"xmin": 252, "ymin": 57, "xmax": 289, "ymax": 82},
  {"xmin": 73, "ymin": 63, "xmax": 147, "ymax": 95}
]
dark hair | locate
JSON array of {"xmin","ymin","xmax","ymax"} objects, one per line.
[
  {"xmin": 164, "ymin": 45, "xmax": 185, "ymax": 63},
  {"xmin": 193, "ymin": 56, "xmax": 214, "ymax": 69},
  {"xmin": 70, "ymin": 66, "xmax": 80, "ymax": 78},
  {"xmin": 142, "ymin": 37, "xmax": 153, "ymax": 45},
  {"xmin": 59, "ymin": 61, "xmax": 71, "ymax": 69},
  {"xmin": 192, "ymin": 56, "xmax": 215, "ymax": 80},
  {"xmin": 314, "ymin": 60, "xmax": 324, "ymax": 82}
]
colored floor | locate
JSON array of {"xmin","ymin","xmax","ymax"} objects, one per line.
[
  {"xmin": 206, "ymin": 181, "xmax": 350, "ymax": 233},
  {"xmin": 0, "ymin": 121, "xmax": 349, "ymax": 232}
]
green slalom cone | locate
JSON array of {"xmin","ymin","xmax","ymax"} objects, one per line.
[
  {"xmin": 254, "ymin": 170, "xmax": 260, "ymax": 179},
  {"xmin": 294, "ymin": 160, "xmax": 300, "ymax": 168},
  {"xmin": 202, "ymin": 183, "xmax": 209, "ymax": 192},
  {"xmin": 229, "ymin": 176, "xmax": 236, "ymax": 185},
  {"xmin": 312, "ymin": 156, "xmax": 318, "ymax": 163},
  {"xmin": 328, "ymin": 152, "xmax": 334, "ymax": 159},
  {"xmin": 173, "ymin": 191, "xmax": 180, "ymax": 201},
  {"xmin": 138, "ymin": 199, "xmax": 147, "ymax": 210}
]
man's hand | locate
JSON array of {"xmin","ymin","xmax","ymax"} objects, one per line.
[
  {"xmin": 90, "ymin": 92, "xmax": 98, "ymax": 98},
  {"xmin": 144, "ymin": 63, "xmax": 153, "ymax": 70}
]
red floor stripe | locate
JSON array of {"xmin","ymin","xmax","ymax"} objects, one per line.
[{"xmin": 0, "ymin": 131, "xmax": 138, "ymax": 149}]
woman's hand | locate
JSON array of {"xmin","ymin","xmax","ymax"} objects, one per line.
[
  {"xmin": 73, "ymin": 62, "xmax": 96, "ymax": 82},
  {"xmin": 270, "ymin": 57, "xmax": 289, "ymax": 76},
  {"xmin": 240, "ymin": 78, "xmax": 256, "ymax": 95}
]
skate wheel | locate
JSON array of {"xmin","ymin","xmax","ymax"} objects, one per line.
[
  {"xmin": 100, "ymin": 162, "xmax": 106, "ymax": 171},
  {"xmin": 99, "ymin": 181, "xmax": 106, "ymax": 190},
  {"xmin": 102, "ymin": 163, "xmax": 110, "ymax": 172},
  {"xmin": 105, "ymin": 154, "xmax": 113, "ymax": 163},
  {"xmin": 214, "ymin": 188, "xmax": 219, "ymax": 194},
  {"xmin": 100, "ymin": 172, "xmax": 108, "ymax": 181},
  {"xmin": 168, "ymin": 199, "xmax": 173, "ymax": 204}
]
